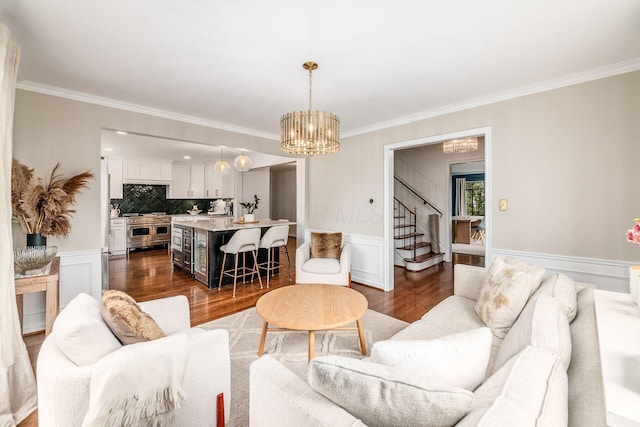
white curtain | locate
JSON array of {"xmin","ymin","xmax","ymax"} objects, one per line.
[
  {"xmin": 0, "ymin": 24, "xmax": 37, "ymax": 425},
  {"xmin": 454, "ymin": 177, "xmax": 467, "ymax": 217}
]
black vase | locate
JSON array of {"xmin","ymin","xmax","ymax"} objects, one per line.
[{"xmin": 27, "ymin": 233, "xmax": 47, "ymax": 248}]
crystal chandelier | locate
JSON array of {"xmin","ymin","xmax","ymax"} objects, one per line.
[
  {"xmin": 442, "ymin": 137, "xmax": 479, "ymax": 154},
  {"xmin": 280, "ymin": 61, "xmax": 340, "ymax": 156}
]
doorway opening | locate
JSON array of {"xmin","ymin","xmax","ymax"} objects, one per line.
[{"xmin": 383, "ymin": 127, "xmax": 492, "ymax": 291}]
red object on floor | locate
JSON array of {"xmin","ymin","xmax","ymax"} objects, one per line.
[{"xmin": 217, "ymin": 393, "xmax": 225, "ymax": 427}]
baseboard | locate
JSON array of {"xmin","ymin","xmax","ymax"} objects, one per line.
[
  {"xmin": 492, "ymin": 249, "xmax": 632, "ymax": 293},
  {"xmin": 21, "ymin": 249, "xmax": 102, "ymax": 334}
]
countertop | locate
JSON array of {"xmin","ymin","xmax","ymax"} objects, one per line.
[
  {"xmin": 172, "ymin": 217, "xmax": 295, "ymax": 232},
  {"xmin": 171, "ymin": 213, "xmax": 232, "ymax": 221}
]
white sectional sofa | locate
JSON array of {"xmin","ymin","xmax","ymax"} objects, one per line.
[{"xmin": 250, "ymin": 262, "xmax": 606, "ymax": 426}]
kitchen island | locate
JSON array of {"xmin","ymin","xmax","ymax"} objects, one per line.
[{"xmin": 171, "ymin": 218, "xmax": 296, "ymax": 289}]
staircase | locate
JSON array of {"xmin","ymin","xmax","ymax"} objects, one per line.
[{"xmin": 393, "ymin": 197, "xmax": 443, "ymax": 271}]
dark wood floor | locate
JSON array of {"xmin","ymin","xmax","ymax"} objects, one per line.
[{"xmin": 19, "ymin": 239, "xmax": 483, "ymax": 426}]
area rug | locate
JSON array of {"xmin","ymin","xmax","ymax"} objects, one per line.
[{"xmin": 198, "ymin": 307, "xmax": 408, "ymax": 427}]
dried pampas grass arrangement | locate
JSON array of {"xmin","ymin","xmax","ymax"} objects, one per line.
[{"xmin": 11, "ymin": 159, "xmax": 94, "ymax": 238}]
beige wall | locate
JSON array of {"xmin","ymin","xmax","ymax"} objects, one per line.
[
  {"xmin": 12, "ymin": 71, "xmax": 640, "ymax": 264},
  {"xmin": 270, "ymin": 166, "xmax": 297, "ymax": 235},
  {"xmin": 240, "ymin": 168, "xmax": 270, "ymax": 220},
  {"xmin": 308, "ymin": 71, "xmax": 640, "ymax": 262},
  {"xmin": 11, "ymin": 90, "xmax": 280, "ymax": 251}
]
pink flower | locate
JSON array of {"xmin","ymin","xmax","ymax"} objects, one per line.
[{"xmin": 627, "ymin": 219, "xmax": 640, "ymax": 246}]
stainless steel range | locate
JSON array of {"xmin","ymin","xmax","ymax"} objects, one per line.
[{"xmin": 126, "ymin": 213, "xmax": 172, "ymax": 251}]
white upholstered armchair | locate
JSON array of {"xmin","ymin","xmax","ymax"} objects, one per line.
[
  {"xmin": 37, "ymin": 293, "xmax": 230, "ymax": 427},
  {"xmin": 295, "ymin": 238, "xmax": 351, "ymax": 286}
]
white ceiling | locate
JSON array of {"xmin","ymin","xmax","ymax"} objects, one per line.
[{"xmin": 2, "ymin": 0, "xmax": 640, "ymax": 140}]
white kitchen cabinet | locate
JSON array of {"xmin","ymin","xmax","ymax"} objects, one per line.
[
  {"xmin": 205, "ymin": 164, "xmax": 235, "ymax": 198},
  {"xmin": 109, "ymin": 218, "xmax": 127, "ymax": 256},
  {"xmin": 124, "ymin": 160, "xmax": 172, "ymax": 183},
  {"xmin": 169, "ymin": 162, "xmax": 205, "ymax": 199},
  {"xmin": 191, "ymin": 164, "xmax": 205, "ymax": 198},
  {"xmin": 108, "ymin": 158, "xmax": 123, "ymax": 199}
]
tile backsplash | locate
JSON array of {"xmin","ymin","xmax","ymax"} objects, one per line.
[{"xmin": 111, "ymin": 184, "xmax": 233, "ymax": 215}]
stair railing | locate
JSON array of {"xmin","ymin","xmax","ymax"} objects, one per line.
[
  {"xmin": 394, "ymin": 197, "xmax": 417, "ymax": 261},
  {"xmin": 394, "ymin": 175, "xmax": 443, "ymax": 217}
]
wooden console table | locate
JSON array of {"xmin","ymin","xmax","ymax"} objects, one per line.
[
  {"xmin": 593, "ymin": 289, "xmax": 640, "ymax": 426},
  {"xmin": 452, "ymin": 216, "xmax": 481, "ymax": 244},
  {"xmin": 15, "ymin": 256, "xmax": 60, "ymax": 336}
]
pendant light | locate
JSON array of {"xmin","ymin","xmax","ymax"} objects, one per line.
[
  {"xmin": 214, "ymin": 147, "xmax": 230, "ymax": 175},
  {"xmin": 280, "ymin": 61, "xmax": 340, "ymax": 156},
  {"xmin": 233, "ymin": 150, "xmax": 252, "ymax": 172}
]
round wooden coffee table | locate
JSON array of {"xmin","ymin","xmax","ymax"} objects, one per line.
[{"xmin": 256, "ymin": 284, "xmax": 368, "ymax": 361}]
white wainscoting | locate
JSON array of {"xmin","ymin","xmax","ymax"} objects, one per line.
[
  {"xmin": 492, "ymin": 249, "xmax": 632, "ymax": 293},
  {"xmin": 300, "ymin": 231, "xmax": 633, "ymax": 293},
  {"xmin": 22, "ymin": 249, "xmax": 102, "ymax": 334},
  {"xmin": 303, "ymin": 230, "xmax": 385, "ymax": 290}
]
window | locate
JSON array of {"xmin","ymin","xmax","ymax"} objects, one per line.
[
  {"xmin": 465, "ymin": 181, "xmax": 485, "ymax": 216},
  {"xmin": 452, "ymin": 173, "xmax": 485, "ymax": 216}
]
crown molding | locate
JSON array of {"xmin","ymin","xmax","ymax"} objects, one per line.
[
  {"xmin": 16, "ymin": 57, "xmax": 640, "ymax": 142},
  {"xmin": 15, "ymin": 81, "xmax": 280, "ymax": 141},
  {"xmin": 342, "ymin": 57, "xmax": 640, "ymax": 138}
]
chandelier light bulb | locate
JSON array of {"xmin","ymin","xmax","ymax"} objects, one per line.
[
  {"xmin": 215, "ymin": 146, "xmax": 231, "ymax": 175},
  {"xmin": 215, "ymin": 160, "xmax": 231, "ymax": 175},
  {"xmin": 233, "ymin": 151, "xmax": 253, "ymax": 172}
]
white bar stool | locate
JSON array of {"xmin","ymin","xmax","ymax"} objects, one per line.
[
  {"xmin": 258, "ymin": 225, "xmax": 290, "ymax": 288},
  {"xmin": 218, "ymin": 228, "xmax": 263, "ymax": 297}
]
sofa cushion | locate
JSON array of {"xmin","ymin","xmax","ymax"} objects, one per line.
[
  {"xmin": 100, "ymin": 290, "xmax": 166, "ymax": 345},
  {"xmin": 53, "ymin": 293, "xmax": 122, "ymax": 366},
  {"xmin": 457, "ymin": 345, "xmax": 568, "ymax": 427},
  {"xmin": 308, "ymin": 355, "xmax": 473, "ymax": 427},
  {"xmin": 504, "ymin": 256, "xmax": 546, "ymax": 295},
  {"xmin": 391, "ymin": 296, "xmax": 503, "ymax": 378},
  {"xmin": 530, "ymin": 273, "xmax": 578, "ymax": 322},
  {"xmin": 371, "ymin": 327, "xmax": 492, "ymax": 390},
  {"xmin": 301, "ymin": 257, "xmax": 341, "ymax": 274},
  {"xmin": 492, "ymin": 296, "xmax": 572, "ymax": 375},
  {"xmin": 474, "ymin": 257, "xmax": 538, "ymax": 338},
  {"xmin": 310, "ymin": 232, "xmax": 342, "ymax": 259},
  {"xmin": 567, "ymin": 284, "xmax": 607, "ymax": 426},
  {"xmin": 395, "ymin": 296, "xmax": 485, "ymax": 341}
]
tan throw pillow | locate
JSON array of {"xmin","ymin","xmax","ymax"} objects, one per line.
[
  {"xmin": 100, "ymin": 290, "xmax": 166, "ymax": 345},
  {"xmin": 504, "ymin": 256, "xmax": 545, "ymax": 295},
  {"xmin": 474, "ymin": 257, "xmax": 536, "ymax": 338},
  {"xmin": 310, "ymin": 232, "xmax": 342, "ymax": 259}
]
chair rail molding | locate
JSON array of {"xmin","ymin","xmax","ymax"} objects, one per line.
[
  {"xmin": 492, "ymin": 248, "xmax": 633, "ymax": 293},
  {"xmin": 21, "ymin": 249, "xmax": 102, "ymax": 334}
]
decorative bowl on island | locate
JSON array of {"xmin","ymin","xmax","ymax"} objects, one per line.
[
  {"xmin": 14, "ymin": 246, "xmax": 57, "ymax": 276},
  {"xmin": 187, "ymin": 209, "xmax": 201, "ymax": 216}
]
